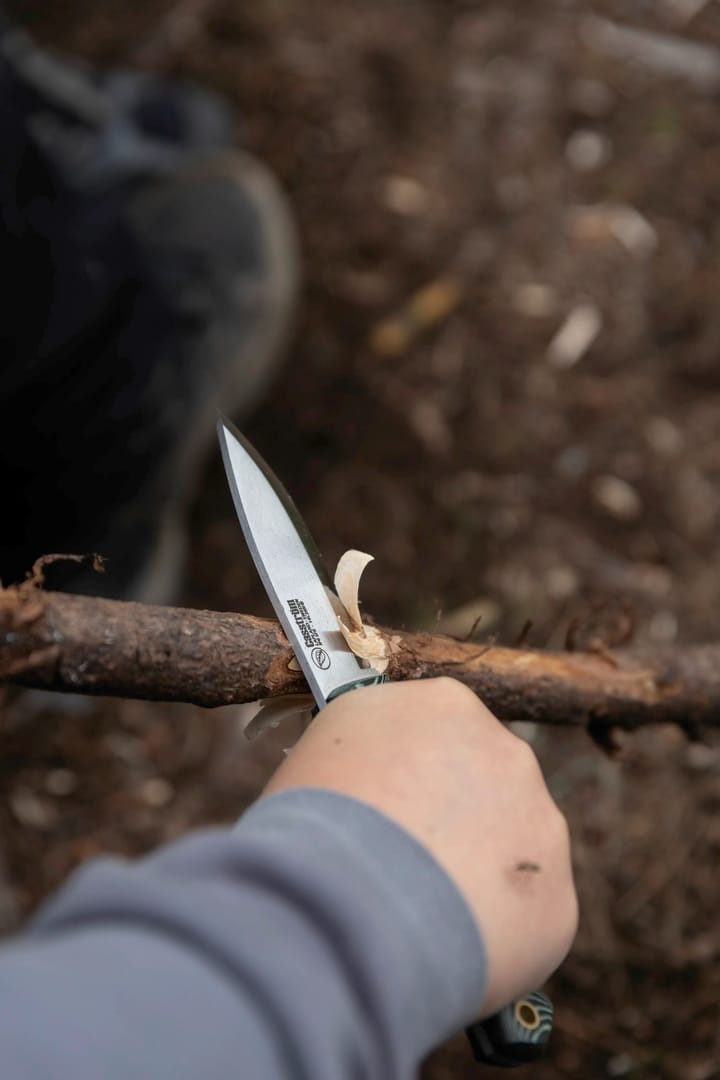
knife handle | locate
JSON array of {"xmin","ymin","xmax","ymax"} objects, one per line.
[
  {"xmin": 326, "ymin": 674, "xmax": 389, "ymax": 702},
  {"xmin": 466, "ymin": 991, "xmax": 553, "ymax": 1068}
]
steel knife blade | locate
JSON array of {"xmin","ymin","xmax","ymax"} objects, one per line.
[{"xmin": 217, "ymin": 417, "xmax": 385, "ymax": 708}]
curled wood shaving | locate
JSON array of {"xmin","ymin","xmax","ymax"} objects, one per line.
[
  {"xmin": 246, "ymin": 550, "xmax": 391, "ymax": 742},
  {"xmin": 333, "ymin": 550, "xmax": 390, "ymax": 674},
  {"xmin": 334, "ymin": 550, "xmax": 374, "ymax": 631}
]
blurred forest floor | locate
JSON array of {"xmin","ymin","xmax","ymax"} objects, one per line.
[{"xmin": 3, "ymin": 1, "xmax": 720, "ymax": 1076}]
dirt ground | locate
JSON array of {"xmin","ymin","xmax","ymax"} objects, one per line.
[{"xmin": 3, "ymin": 1, "xmax": 720, "ymax": 1077}]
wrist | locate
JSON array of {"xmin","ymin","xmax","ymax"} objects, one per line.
[{"xmin": 242, "ymin": 788, "xmax": 488, "ymax": 1050}]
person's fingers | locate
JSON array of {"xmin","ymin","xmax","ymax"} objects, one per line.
[{"xmin": 265, "ymin": 677, "xmax": 577, "ymax": 1013}]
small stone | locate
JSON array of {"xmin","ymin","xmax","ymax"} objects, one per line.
[
  {"xmin": 44, "ymin": 769, "xmax": 77, "ymax": 797},
  {"xmin": 566, "ymin": 129, "xmax": 612, "ymax": 171},
  {"xmin": 547, "ymin": 303, "xmax": 603, "ymax": 369},
  {"xmin": 608, "ymin": 206, "xmax": 658, "ymax": 257},
  {"xmin": 513, "ymin": 283, "xmax": 557, "ymax": 318},
  {"xmin": 9, "ymin": 788, "xmax": 57, "ymax": 829},
  {"xmin": 140, "ymin": 778, "xmax": 174, "ymax": 808},
  {"xmin": 545, "ymin": 566, "xmax": 579, "ymax": 600},
  {"xmin": 382, "ymin": 175, "xmax": 430, "ymax": 216},
  {"xmin": 645, "ymin": 416, "xmax": 683, "ymax": 456},
  {"xmin": 568, "ymin": 204, "xmax": 657, "ymax": 257},
  {"xmin": 592, "ymin": 475, "xmax": 643, "ymax": 521}
]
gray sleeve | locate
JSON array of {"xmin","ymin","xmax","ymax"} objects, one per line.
[{"xmin": 0, "ymin": 788, "xmax": 487, "ymax": 1080}]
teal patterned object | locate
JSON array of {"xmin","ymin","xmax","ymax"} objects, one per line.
[
  {"xmin": 327, "ymin": 674, "xmax": 389, "ymax": 702},
  {"xmin": 466, "ymin": 990, "xmax": 554, "ymax": 1068}
]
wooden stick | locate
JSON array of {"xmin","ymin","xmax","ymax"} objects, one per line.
[{"xmin": 1, "ymin": 585, "xmax": 718, "ymax": 732}]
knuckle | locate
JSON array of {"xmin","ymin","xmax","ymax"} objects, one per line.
[
  {"xmin": 549, "ymin": 809, "xmax": 575, "ymax": 887},
  {"xmin": 552, "ymin": 804, "xmax": 572, "ymax": 847},
  {"xmin": 429, "ymin": 675, "xmax": 461, "ymax": 695},
  {"xmin": 557, "ymin": 874, "xmax": 580, "ymax": 947},
  {"xmin": 542, "ymin": 797, "xmax": 570, "ymax": 844},
  {"xmin": 428, "ymin": 676, "xmax": 482, "ymax": 712},
  {"xmin": 509, "ymin": 733, "xmax": 541, "ymax": 774},
  {"xmin": 567, "ymin": 883, "xmax": 580, "ymax": 937},
  {"xmin": 433, "ymin": 676, "xmax": 474, "ymax": 701}
]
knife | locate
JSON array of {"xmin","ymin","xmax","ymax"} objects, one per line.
[{"xmin": 217, "ymin": 416, "xmax": 553, "ymax": 1069}]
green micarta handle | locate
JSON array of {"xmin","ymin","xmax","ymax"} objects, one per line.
[
  {"xmin": 326, "ymin": 673, "xmax": 389, "ymax": 702},
  {"xmin": 466, "ymin": 991, "xmax": 554, "ymax": 1068}
]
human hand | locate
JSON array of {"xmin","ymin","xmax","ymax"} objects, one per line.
[{"xmin": 264, "ymin": 677, "xmax": 577, "ymax": 1016}]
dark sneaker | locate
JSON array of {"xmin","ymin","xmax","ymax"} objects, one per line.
[{"xmin": 0, "ymin": 20, "xmax": 299, "ymax": 601}]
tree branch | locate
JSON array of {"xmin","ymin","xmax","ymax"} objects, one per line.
[{"xmin": 1, "ymin": 585, "xmax": 719, "ymax": 732}]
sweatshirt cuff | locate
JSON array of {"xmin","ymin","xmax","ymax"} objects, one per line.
[{"xmin": 239, "ymin": 787, "xmax": 488, "ymax": 1055}]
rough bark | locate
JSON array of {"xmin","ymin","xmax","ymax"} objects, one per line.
[
  {"xmin": 1, "ymin": 585, "xmax": 719, "ymax": 732},
  {"xmin": 1, "ymin": 587, "xmax": 720, "ymax": 738}
]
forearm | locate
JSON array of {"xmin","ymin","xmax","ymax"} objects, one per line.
[{"xmin": 0, "ymin": 789, "xmax": 486, "ymax": 1080}]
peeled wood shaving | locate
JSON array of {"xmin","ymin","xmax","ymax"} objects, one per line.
[
  {"xmin": 334, "ymin": 549, "xmax": 374, "ymax": 630},
  {"xmin": 246, "ymin": 550, "xmax": 391, "ymax": 741},
  {"xmin": 333, "ymin": 549, "xmax": 390, "ymax": 674}
]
